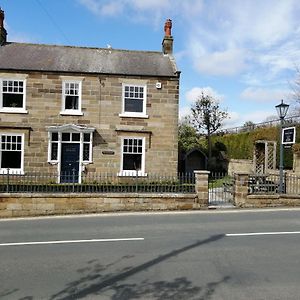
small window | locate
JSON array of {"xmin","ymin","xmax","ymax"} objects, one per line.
[
  {"xmin": 83, "ymin": 133, "xmax": 92, "ymax": 162},
  {"xmin": 0, "ymin": 79, "xmax": 27, "ymax": 113},
  {"xmin": 121, "ymin": 137, "xmax": 145, "ymax": 176},
  {"xmin": 121, "ymin": 84, "xmax": 147, "ymax": 117},
  {"xmin": 50, "ymin": 133, "xmax": 58, "ymax": 161},
  {"xmin": 83, "ymin": 143, "xmax": 90, "ymax": 161},
  {"xmin": 61, "ymin": 80, "xmax": 82, "ymax": 115},
  {"xmin": 0, "ymin": 134, "xmax": 24, "ymax": 174}
]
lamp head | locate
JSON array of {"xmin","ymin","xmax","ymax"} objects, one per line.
[{"xmin": 275, "ymin": 100, "xmax": 289, "ymax": 119}]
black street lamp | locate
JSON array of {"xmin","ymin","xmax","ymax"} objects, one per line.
[{"xmin": 275, "ymin": 100, "xmax": 289, "ymax": 193}]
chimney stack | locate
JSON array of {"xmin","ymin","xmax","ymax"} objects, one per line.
[
  {"xmin": 162, "ymin": 19, "xmax": 173, "ymax": 54},
  {"xmin": 0, "ymin": 8, "xmax": 7, "ymax": 45}
]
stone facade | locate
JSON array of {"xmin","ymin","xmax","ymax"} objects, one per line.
[
  {"xmin": 0, "ymin": 72, "xmax": 179, "ymax": 177},
  {"xmin": 0, "ymin": 14, "xmax": 180, "ymax": 181}
]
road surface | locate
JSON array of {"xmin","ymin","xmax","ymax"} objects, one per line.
[{"xmin": 1, "ymin": 208, "xmax": 300, "ymax": 299}]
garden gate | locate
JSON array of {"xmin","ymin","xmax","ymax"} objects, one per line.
[{"xmin": 208, "ymin": 172, "xmax": 234, "ymax": 206}]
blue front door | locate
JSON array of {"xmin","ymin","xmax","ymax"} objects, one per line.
[{"xmin": 61, "ymin": 143, "xmax": 80, "ymax": 183}]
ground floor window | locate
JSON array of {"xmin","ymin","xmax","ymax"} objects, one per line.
[
  {"xmin": 0, "ymin": 133, "xmax": 24, "ymax": 174},
  {"xmin": 120, "ymin": 137, "xmax": 145, "ymax": 176}
]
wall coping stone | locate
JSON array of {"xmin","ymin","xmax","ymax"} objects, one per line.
[{"xmin": 0, "ymin": 193, "xmax": 197, "ymax": 199}]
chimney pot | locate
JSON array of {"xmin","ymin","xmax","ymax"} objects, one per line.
[
  {"xmin": 164, "ymin": 19, "xmax": 172, "ymax": 36},
  {"xmin": 162, "ymin": 19, "xmax": 173, "ymax": 55}
]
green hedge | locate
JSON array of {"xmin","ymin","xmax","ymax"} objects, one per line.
[{"xmin": 212, "ymin": 125, "xmax": 300, "ymax": 169}]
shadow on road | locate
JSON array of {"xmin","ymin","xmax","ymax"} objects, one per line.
[
  {"xmin": 0, "ymin": 289, "xmax": 19, "ymax": 298},
  {"xmin": 50, "ymin": 234, "xmax": 226, "ymax": 299}
]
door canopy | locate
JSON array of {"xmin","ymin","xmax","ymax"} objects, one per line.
[{"xmin": 47, "ymin": 124, "xmax": 95, "ymax": 134}]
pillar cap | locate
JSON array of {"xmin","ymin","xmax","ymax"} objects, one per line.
[{"xmin": 194, "ymin": 170, "xmax": 210, "ymax": 175}]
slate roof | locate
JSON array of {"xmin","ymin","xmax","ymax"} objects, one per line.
[{"xmin": 0, "ymin": 42, "xmax": 179, "ymax": 77}]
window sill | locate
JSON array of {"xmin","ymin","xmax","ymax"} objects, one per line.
[
  {"xmin": 0, "ymin": 109, "xmax": 28, "ymax": 114},
  {"xmin": 118, "ymin": 171, "xmax": 147, "ymax": 177},
  {"xmin": 119, "ymin": 113, "xmax": 148, "ymax": 119},
  {"xmin": 0, "ymin": 170, "xmax": 24, "ymax": 175},
  {"xmin": 60, "ymin": 111, "xmax": 84, "ymax": 116}
]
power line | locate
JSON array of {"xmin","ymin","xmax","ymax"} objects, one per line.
[{"xmin": 35, "ymin": 0, "xmax": 71, "ymax": 44}]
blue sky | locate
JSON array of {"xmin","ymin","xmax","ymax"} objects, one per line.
[{"xmin": 2, "ymin": 0, "xmax": 300, "ymax": 128}]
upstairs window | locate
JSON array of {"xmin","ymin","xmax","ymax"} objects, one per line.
[
  {"xmin": 120, "ymin": 84, "xmax": 147, "ymax": 118},
  {"xmin": 61, "ymin": 80, "xmax": 82, "ymax": 115},
  {"xmin": 0, "ymin": 79, "xmax": 27, "ymax": 113},
  {"xmin": 0, "ymin": 133, "xmax": 24, "ymax": 174}
]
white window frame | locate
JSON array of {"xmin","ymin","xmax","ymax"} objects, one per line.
[
  {"xmin": 60, "ymin": 80, "xmax": 83, "ymax": 116},
  {"xmin": 48, "ymin": 131, "xmax": 93, "ymax": 165},
  {"xmin": 0, "ymin": 78, "xmax": 27, "ymax": 113},
  {"xmin": 82, "ymin": 132, "xmax": 93, "ymax": 163},
  {"xmin": 0, "ymin": 133, "xmax": 25, "ymax": 174},
  {"xmin": 47, "ymin": 132, "xmax": 59, "ymax": 163},
  {"xmin": 119, "ymin": 136, "xmax": 146, "ymax": 177},
  {"xmin": 119, "ymin": 84, "xmax": 148, "ymax": 118}
]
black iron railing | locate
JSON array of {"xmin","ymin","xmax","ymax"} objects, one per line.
[{"xmin": 0, "ymin": 171, "xmax": 195, "ymax": 194}]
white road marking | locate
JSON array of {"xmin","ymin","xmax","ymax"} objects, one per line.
[
  {"xmin": 0, "ymin": 237, "xmax": 144, "ymax": 247},
  {"xmin": 226, "ymin": 231, "xmax": 300, "ymax": 237}
]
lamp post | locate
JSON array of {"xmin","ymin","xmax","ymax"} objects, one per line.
[{"xmin": 275, "ymin": 100, "xmax": 289, "ymax": 193}]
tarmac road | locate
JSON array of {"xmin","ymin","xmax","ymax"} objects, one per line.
[{"xmin": 1, "ymin": 208, "xmax": 300, "ymax": 299}]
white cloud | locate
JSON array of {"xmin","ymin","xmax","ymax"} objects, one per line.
[
  {"xmin": 78, "ymin": 0, "xmax": 204, "ymax": 26},
  {"xmin": 180, "ymin": 86, "xmax": 225, "ymax": 121},
  {"xmin": 223, "ymin": 109, "xmax": 276, "ymax": 128},
  {"xmin": 223, "ymin": 111, "xmax": 240, "ymax": 128},
  {"xmin": 5, "ymin": 23, "xmax": 37, "ymax": 43},
  {"xmin": 227, "ymin": 0, "xmax": 296, "ymax": 47},
  {"xmin": 101, "ymin": 2, "xmax": 124, "ymax": 16},
  {"xmin": 185, "ymin": 86, "xmax": 225, "ymax": 103},
  {"xmin": 185, "ymin": 0, "xmax": 300, "ymax": 80},
  {"xmin": 130, "ymin": 0, "xmax": 170, "ymax": 11},
  {"xmin": 242, "ymin": 110, "xmax": 276, "ymax": 124},
  {"xmin": 194, "ymin": 48, "xmax": 248, "ymax": 76},
  {"xmin": 78, "ymin": 0, "xmax": 124, "ymax": 16},
  {"xmin": 240, "ymin": 87, "xmax": 289, "ymax": 103},
  {"xmin": 179, "ymin": 105, "xmax": 190, "ymax": 120}
]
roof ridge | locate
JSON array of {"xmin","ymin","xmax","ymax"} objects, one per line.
[{"xmin": 6, "ymin": 42, "xmax": 163, "ymax": 54}]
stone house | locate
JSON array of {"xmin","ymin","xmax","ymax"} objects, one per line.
[{"xmin": 0, "ymin": 10, "xmax": 180, "ymax": 183}]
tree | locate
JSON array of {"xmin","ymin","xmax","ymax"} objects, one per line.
[
  {"xmin": 178, "ymin": 120, "xmax": 200, "ymax": 152},
  {"xmin": 188, "ymin": 92, "xmax": 228, "ymax": 165},
  {"xmin": 243, "ymin": 121, "xmax": 255, "ymax": 131}
]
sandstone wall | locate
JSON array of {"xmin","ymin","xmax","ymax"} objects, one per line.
[{"xmin": 0, "ymin": 71, "xmax": 179, "ymax": 175}]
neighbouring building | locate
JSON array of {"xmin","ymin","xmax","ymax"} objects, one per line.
[{"xmin": 0, "ymin": 10, "xmax": 180, "ymax": 183}]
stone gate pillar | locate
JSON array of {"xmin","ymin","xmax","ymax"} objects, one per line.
[
  {"xmin": 234, "ymin": 173, "xmax": 249, "ymax": 207},
  {"xmin": 194, "ymin": 170, "xmax": 210, "ymax": 207}
]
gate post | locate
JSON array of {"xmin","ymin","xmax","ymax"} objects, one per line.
[
  {"xmin": 194, "ymin": 170, "xmax": 210, "ymax": 207},
  {"xmin": 234, "ymin": 173, "xmax": 249, "ymax": 207}
]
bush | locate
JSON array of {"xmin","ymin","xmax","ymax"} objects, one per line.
[{"xmin": 212, "ymin": 125, "xmax": 300, "ymax": 169}]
